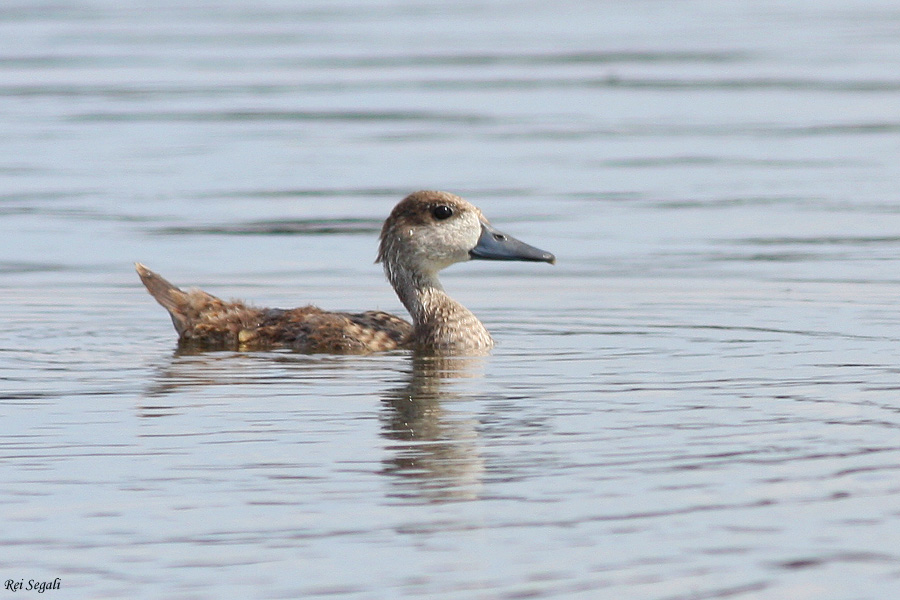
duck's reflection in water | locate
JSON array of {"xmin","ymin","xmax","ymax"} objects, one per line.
[
  {"xmin": 380, "ymin": 353, "xmax": 487, "ymax": 502},
  {"xmin": 139, "ymin": 349, "xmax": 488, "ymax": 502}
]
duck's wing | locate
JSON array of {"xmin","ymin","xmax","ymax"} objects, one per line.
[
  {"xmin": 136, "ymin": 263, "xmax": 412, "ymax": 353},
  {"xmin": 241, "ymin": 308, "xmax": 412, "ymax": 353}
]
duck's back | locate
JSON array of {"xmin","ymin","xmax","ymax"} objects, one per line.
[
  {"xmin": 136, "ymin": 264, "xmax": 412, "ymax": 353},
  {"xmin": 243, "ymin": 307, "xmax": 412, "ymax": 353}
]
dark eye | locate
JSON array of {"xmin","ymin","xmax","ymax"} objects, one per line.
[{"xmin": 432, "ymin": 205, "xmax": 454, "ymax": 220}]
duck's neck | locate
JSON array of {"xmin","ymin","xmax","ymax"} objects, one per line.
[{"xmin": 386, "ymin": 263, "xmax": 493, "ymax": 351}]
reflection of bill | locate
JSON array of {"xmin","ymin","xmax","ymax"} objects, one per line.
[{"xmin": 380, "ymin": 354, "xmax": 488, "ymax": 502}]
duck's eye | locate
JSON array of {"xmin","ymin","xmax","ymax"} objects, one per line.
[{"xmin": 431, "ymin": 205, "xmax": 454, "ymax": 220}]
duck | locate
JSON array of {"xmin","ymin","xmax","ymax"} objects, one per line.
[{"xmin": 136, "ymin": 190, "xmax": 555, "ymax": 354}]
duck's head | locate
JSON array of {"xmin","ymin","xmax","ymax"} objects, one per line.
[{"xmin": 377, "ymin": 191, "xmax": 555, "ymax": 277}]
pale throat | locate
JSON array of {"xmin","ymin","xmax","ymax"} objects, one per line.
[
  {"xmin": 385, "ymin": 259, "xmax": 493, "ymax": 349},
  {"xmin": 386, "ymin": 261, "xmax": 453, "ymax": 323}
]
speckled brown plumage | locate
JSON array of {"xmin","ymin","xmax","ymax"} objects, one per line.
[
  {"xmin": 136, "ymin": 264, "xmax": 412, "ymax": 353},
  {"xmin": 137, "ymin": 190, "xmax": 554, "ymax": 354}
]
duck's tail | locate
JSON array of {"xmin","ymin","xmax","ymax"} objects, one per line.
[{"xmin": 135, "ymin": 263, "xmax": 220, "ymax": 337}]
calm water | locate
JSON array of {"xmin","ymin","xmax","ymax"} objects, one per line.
[{"xmin": 3, "ymin": 1, "xmax": 900, "ymax": 598}]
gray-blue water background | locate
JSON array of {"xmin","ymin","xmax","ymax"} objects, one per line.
[{"xmin": 3, "ymin": 1, "xmax": 900, "ymax": 598}]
